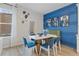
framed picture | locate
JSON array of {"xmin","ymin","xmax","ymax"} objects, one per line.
[
  {"xmin": 60, "ymin": 15, "xmax": 69, "ymax": 27},
  {"xmin": 47, "ymin": 15, "xmax": 69, "ymax": 27},
  {"xmin": 47, "ymin": 19, "xmax": 51, "ymax": 27},
  {"xmin": 51, "ymin": 17, "xmax": 59, "ymax": 27}
]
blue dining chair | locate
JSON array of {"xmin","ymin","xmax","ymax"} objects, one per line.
[
  {"xmin": 48, "ymin": 30, "xmax": 61, "ymax": 53},
  {"xmin": 41, "ymin": 38, "xmax": 58, "ymax": 56},
  {"xmin": 23, "ymin": 37, "xmax": 37, "ymax": 56}
]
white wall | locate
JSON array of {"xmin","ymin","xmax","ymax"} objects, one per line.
[
  {"xmin": 16, "ymin": 5, "xmax": 43, "ymax": 45},
  {"xmin": 0, "ymin": 3, "xmax": 43, "ymax": 46}
]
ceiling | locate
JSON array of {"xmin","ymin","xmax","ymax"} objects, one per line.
[{"xmin": 17, "ymin": 3, "xmax": 71, "ymax": 14}]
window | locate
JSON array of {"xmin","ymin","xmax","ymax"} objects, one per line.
[{"xmin": 0, "ymin": 13, "xmax": 12, "ymax": 36}]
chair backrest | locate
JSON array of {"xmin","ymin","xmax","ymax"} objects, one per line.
[
  {"xmin": 48, "ymin": 30, "xmax": 60, "ymax": 37},
  {"xmin": 23, "ymin": 37, "xmax": 35, "ymax": 48},
  {"xmin": 48, "ymin": 38, "xmax": 56, "ymax": 48},
  {"xmin": 23, "ymin": 37, "xmax": 27, "ymax": 47},
  {"xmin": 48, "ymin": 30, "xmax": 61, "ymax": 47}
]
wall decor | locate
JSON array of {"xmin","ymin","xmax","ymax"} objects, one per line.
[
  {"xmin": 60, "ymin": 15, "xmax": 69, "ymax": 27},
  {"xmin": 47, "ymin": 17, "xmax": 59, "ymax": 27},
  {"xmin": 51, "ymin": 17, "xmax": 59, "ymax": 27},
  {"xmin": 47, "ymin": 19, "xmax": 51, "ymax": 27},
  {"xmin": 47, "ymin": 15, "xmax": 69, "ymax": 27},
  {"xmin": 22, "ymin": 20, "xmax": 24, "ymax": 23},
  {"xmin": 25, "ymin": 13, "xmax": 30, "ymax": 19},
  {"xmin": 23, "ymin": 11, "xmax": 26, "ymax": 14},
  {"xmin": 22, "ymin": 11, "xmax": 30, "ymax": 23}
]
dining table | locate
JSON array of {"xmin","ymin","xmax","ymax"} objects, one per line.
[{"xmin": 29, "ymin": 34, "xmax": 58, "ymax": 55}]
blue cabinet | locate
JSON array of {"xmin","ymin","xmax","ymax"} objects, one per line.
[{"xmin": 43, "ymin": 4, "xmax": 78, "ymax": 49}]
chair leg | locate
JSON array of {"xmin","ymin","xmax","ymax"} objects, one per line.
[
  {"xmin": 39, "ymin": 46, "xmax": 41, "ymax": 55},
  {"xmin": 48, "ymin": 45, "xmax": 50, "ymax": 56},
  {"xmin": 55, "ymin": 43, "xmax": 57, "ymax": 55},
  {"xmin": 35, "ymin": 46, "xmax": 38, "ymax": 55},
  {"xmin": 53, "ymin": 46, "xmax": 55, "ymax": 56},
  {"xmin": 58, "ymin": 40, "xmax": 61, "ymax": 53}
]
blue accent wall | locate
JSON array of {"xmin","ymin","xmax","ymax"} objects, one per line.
[{"xmin": 43, "ymin": 4, "xmax": 78, "ymax": 48}]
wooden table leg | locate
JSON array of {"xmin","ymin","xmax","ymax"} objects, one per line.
[
  {"xmin": 36, "ymin": 39, "xmax": 49, "ymax": 55},
  {"xmin": 35, "ymin": 40, "xmax": 41, "ymax": 56},
  {"xmin": 36, "ymin": 43, "xmax": 41, "ymax": 56}
]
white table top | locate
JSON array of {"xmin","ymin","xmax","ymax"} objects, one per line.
[{"xmin": 29, "ymin": 34, "xmax": 58, "ymax": 40}]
